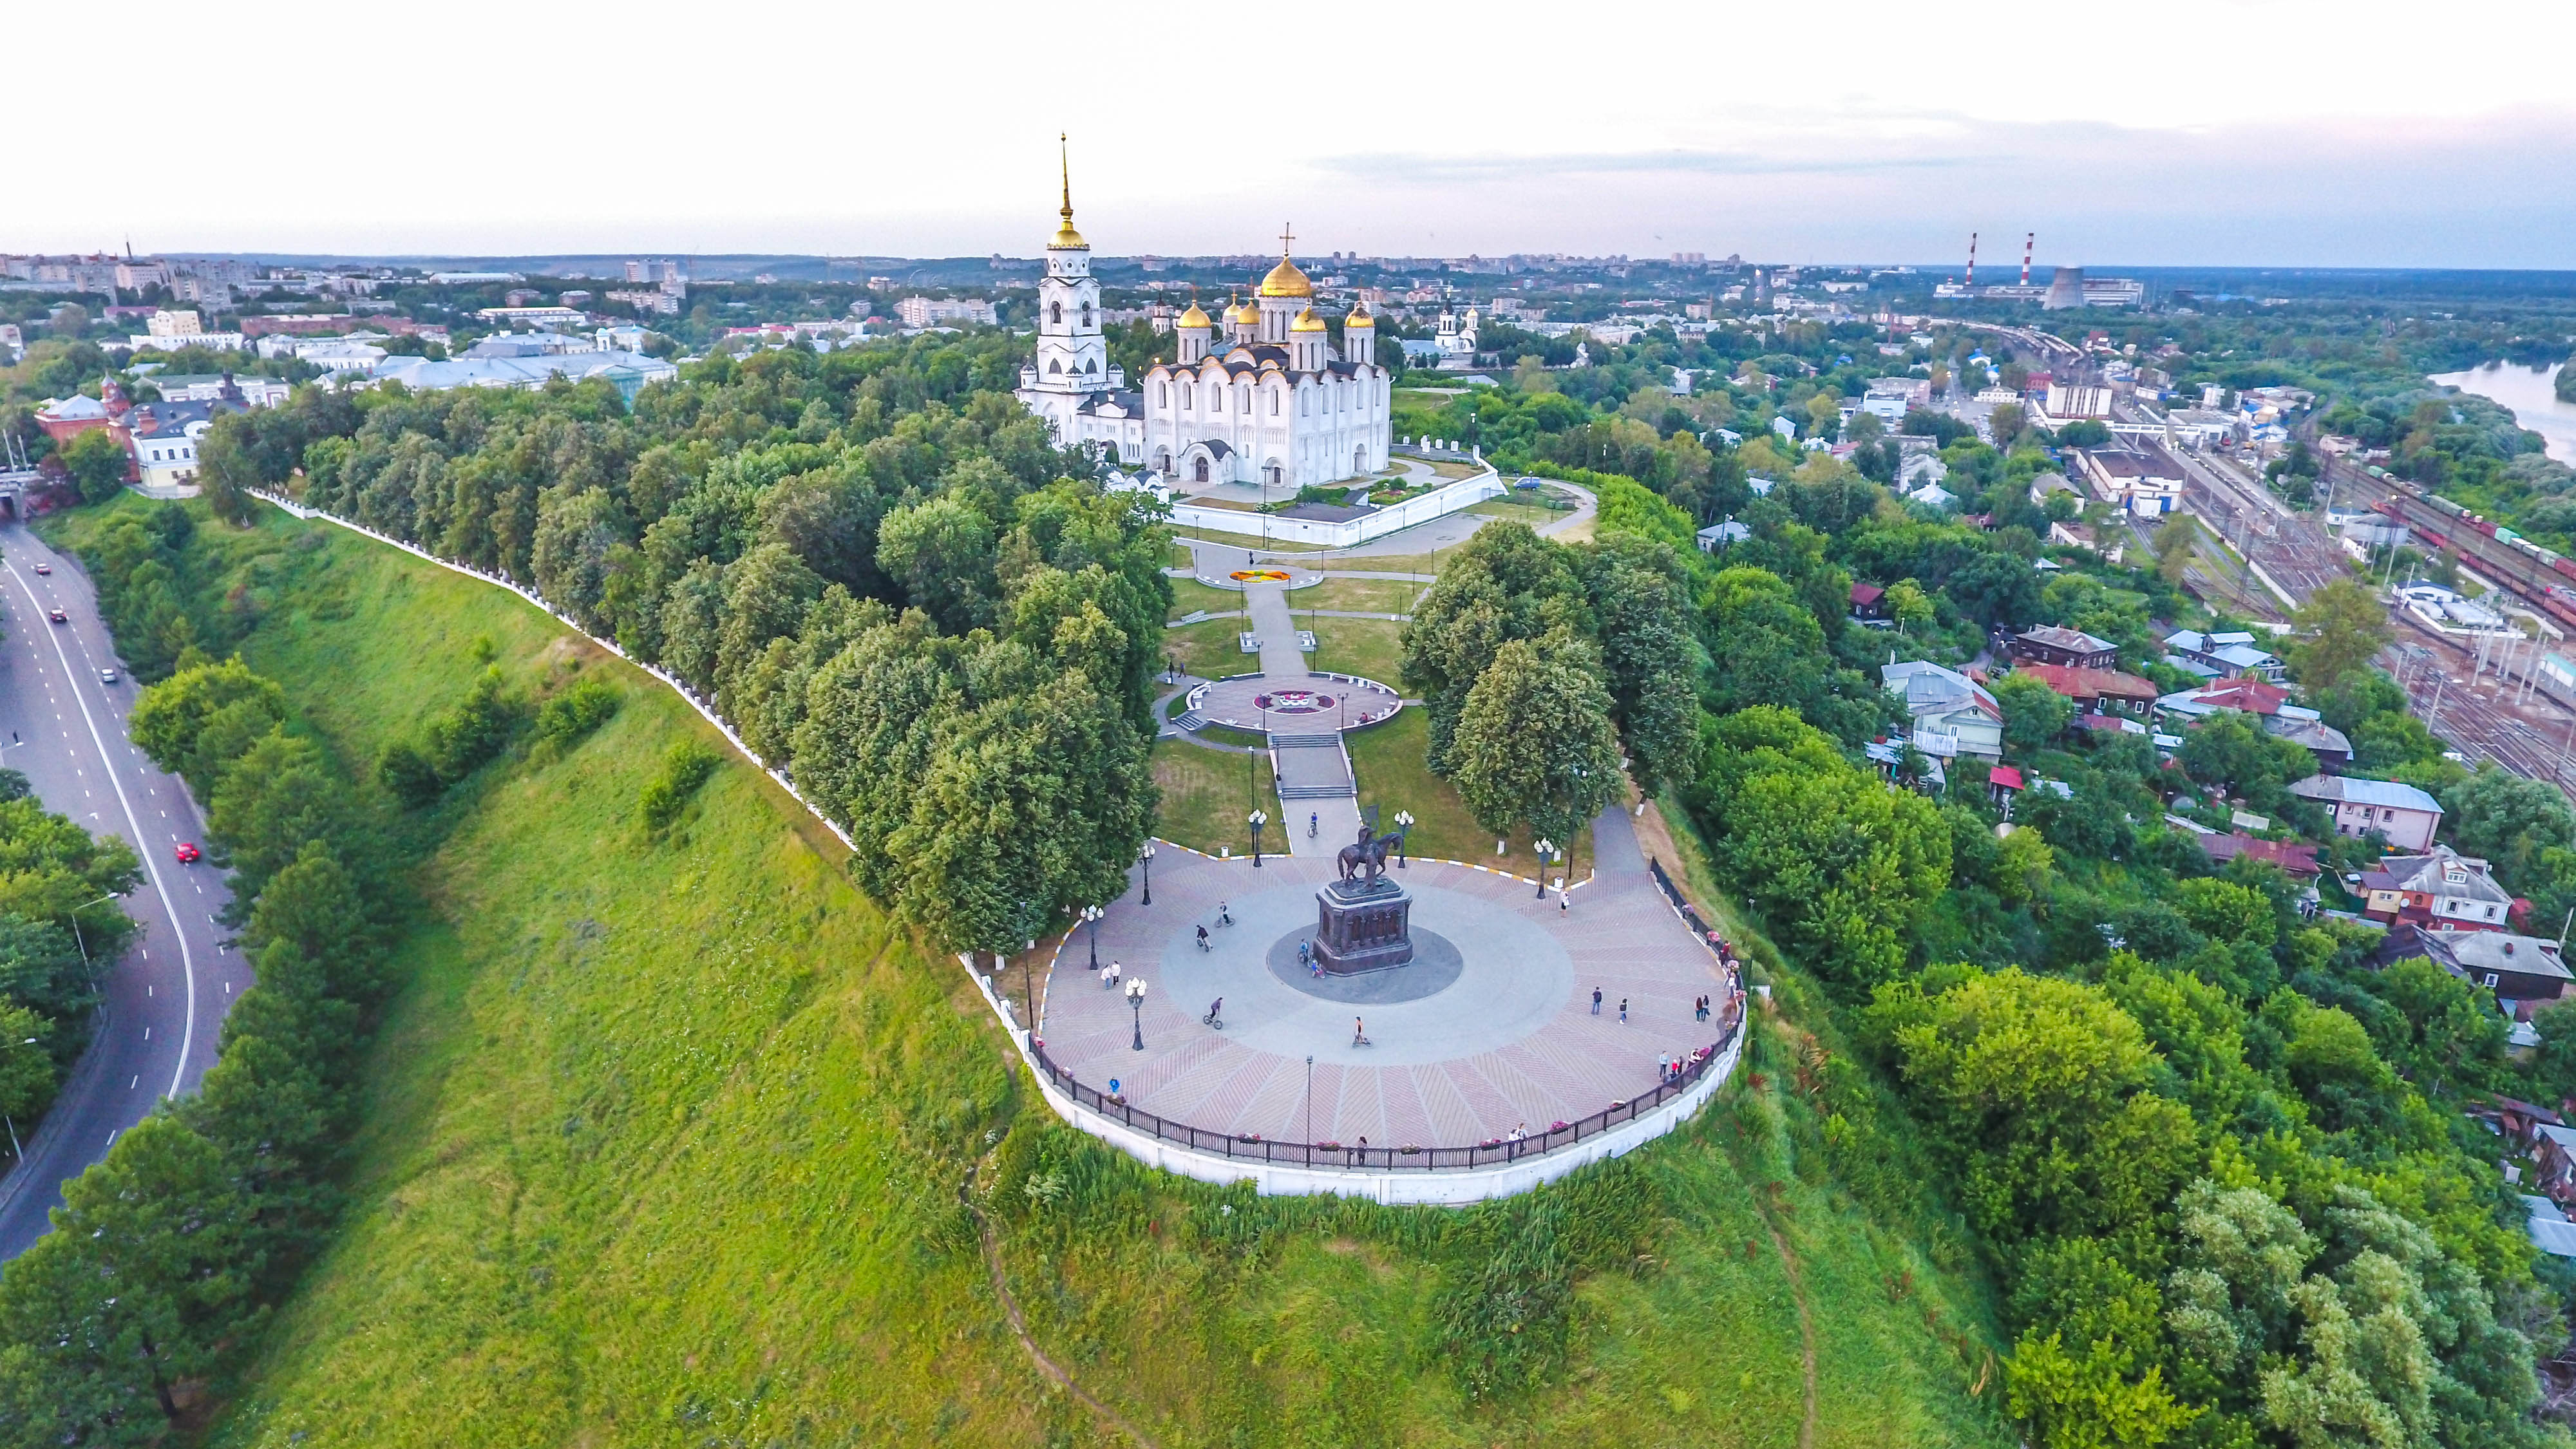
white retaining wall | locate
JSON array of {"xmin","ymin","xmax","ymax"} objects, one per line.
[{"xmin": 1170, "ymin": 465, "xmax": 1502, "ymax": 549}]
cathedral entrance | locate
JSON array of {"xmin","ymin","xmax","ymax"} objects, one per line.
[{"xmin": 1194, "ymin": 456, "xmax": 1210, "ymax": 484}]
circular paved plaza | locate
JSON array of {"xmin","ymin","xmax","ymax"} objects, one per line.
[
  {"xmin": 1187, "ymin": 674, "xmax": 1401, "ymax": 734},
  {"xmin": 1037, "ymin": 816, "xmax": 1733, "ymax": 1150}
]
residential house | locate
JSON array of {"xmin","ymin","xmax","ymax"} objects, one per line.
[
  {"xmin": 121, "ymin": 399, "xmax": 232, "ymax": 488},
  {"xmin": 1849, "ymin": 583, "xmax": 1886, "ymax": 620},
  {"xmin": 2292, "ymin": 776, "xmax": 2446, "ymax": 853},
  {"xmin": 2196, "ymin": 831, "xmax": 2321, "ymax": 878},
  {"xmin": 2014, "ymin": 661, "xmax": 2160, "ymax": 717},
  {"xmin": 2351, "ymin": 845, "xmax": 2513, "ymax": 929},
  {"xmin": 2153, "ymin": 677, "xmax": 2353, "ymax": 769},
  {"xmin": 2010, "ymin": 625, "xmax": 2119, "ymax": 670},
  {"xmin": 2535, "ymin": 1127, "xmax": 2576, "ymax": 1209},
  {"xmin": 2376, "ymin": 925, "xmax": 2572, "ymax": 1016},
  {"xmin": 1696, "ymin": 520, "xmax": 1748, "ymax": 553},
  {"xmin": 1882, "ymin": 659, "xmax": 2003, "ymax": 760},
  {"xmin": 2166, "ymin": 629, "xmax": 2286, "ymax": 681}
]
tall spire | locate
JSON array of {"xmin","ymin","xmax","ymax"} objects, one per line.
[{"xmin": 1048, "ymin": 133, "xmax": 1088, "ymax": 250}]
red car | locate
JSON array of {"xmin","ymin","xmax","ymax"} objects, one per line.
[
  {"xmin": 32, "ymin": 563, "xmax": 49, "ymax": 576},
  {"xmin": 46, "ymin": 609, "xmax": 64, "ymax": 624},
  {"xmin": 175, "ymin": 842, "xmax": 201, "ymax": 864}
]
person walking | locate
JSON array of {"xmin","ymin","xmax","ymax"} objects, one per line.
[
  {"xmin": 1619, "ymin": 997, "xmax": 1628, "ymax": 1023},
  {"xmin": 1591, "ymin": 987, "xmax": 1603, "ymax": 1016},
  {"xmin": 1352, "ymin": 1015, "xmax": 1367, "ymax": 1046},
  {"xmin": 1196, "ymin": 924, "xmax": 1209, "ymax": 951},
  {"xmin": 1558, "ymin": 892, "xmax": 1568, "ymax": 916}
]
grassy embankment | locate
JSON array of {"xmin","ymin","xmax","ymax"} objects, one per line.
[{"xmin": 44, "ymin": 495, "xmax": 2012, "ymax": 1449}]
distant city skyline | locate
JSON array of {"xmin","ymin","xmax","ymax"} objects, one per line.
[{"xmin": 19, "ymin": 0, "xmax": 2575, "ymax": 269}]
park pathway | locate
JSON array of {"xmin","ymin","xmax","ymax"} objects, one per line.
[{"xmin": 1240, "ymin": 577, "xmax": 1363, "ymax": 855}]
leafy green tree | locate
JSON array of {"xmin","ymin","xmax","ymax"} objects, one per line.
[
  {"xmin": 1946, "ymin": 551, "xmax": 2041, "ymax": 630},
  {"xmin": 1993, "ymin": 672, "xmax": 2074, "ymax": 754},
  {"xmin": 1448, "ymin": 631, "xmax": 1626, "ymax": 844},
  {"xmin": 1399, "ymin": 522, "xmax": 1587, "ymax": 771},
  {"xmin": 1580, "ymin": 540, "xmax": 1699, "ymax": 797},
  {"xmin": 59, "ymin": 428, "xmax": 129, "ymax": 506},
  {"xmin": 876, "ymin": 493, "xmax": 998, "ymax": 634},
  {"xmin": 0, "ymin": 1004, "xmax": 55, "ymax": 1124},
  {"xmin": 1884, "ymin": 578, "xmax": 1936, "ymax": 634},
  {"xmin": 1867, "ymin": 965, "xmax": 2197, "ymax": 1245},
  {"xmin": 0, "ymin": 1115, "xmax": 255, "ymax": 1434},
  {"xmin": 2445, "ymin": 764, "xmax": 2576, "ymax": 885},
  {"xmin": 130, "ymin": 659, "xmax": 287, "ymax": 795},
  {"xmin": 2283, "ymin": 579, "xmax": 2392, "ymax": 695},
  {"xmin": 1696, "ymin": 707, "xmax": 1948, "ymax": 990},
  {"xmin": 206, "ymin": 730, "xmax": 355, "ymax": 901},
  {"xmin": 2369, "ymin": 955, "xmax": 2507, "ymax": 1095},
  {"xmin": 2177, "ymin": 714, "xmax": 2314, "ymax": 809}
]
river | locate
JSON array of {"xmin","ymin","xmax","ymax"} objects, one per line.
[{"xmin": 2430, "ymin": 360, "xmax": 2576, "ymax": 466}]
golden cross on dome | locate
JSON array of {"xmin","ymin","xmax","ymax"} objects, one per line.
[{"xmin": 1279, "ymin": 223, "xmax": 1294, "ymax": 257}]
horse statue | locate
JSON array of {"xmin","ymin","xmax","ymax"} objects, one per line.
[{"xmin": 1336, "ymin": 821, "xmax": 1408, "ymax": 885}]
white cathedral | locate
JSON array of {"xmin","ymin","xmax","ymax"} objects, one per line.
[{"xmin": 1014, "ymin": 166, "xmax": 1392, "ymax": 494}]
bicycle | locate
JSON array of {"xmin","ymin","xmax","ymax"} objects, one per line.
[{"xmin": 1202, "ymin": 998, "xmax": 1226, "ymax": 1030}]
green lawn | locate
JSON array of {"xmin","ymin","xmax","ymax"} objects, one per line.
[
  {"xmin": 1151, "ymin": 738, "xmax": 1276, "ymax": 858},
  {"xmin": 1309, "ymin": 616, "xmax": 1406, "ymax": 686},
  {"xmin": 1315, "ymin": 550, "xmax": 1447, "ymax": 577},
  {"xmin": 1469, "ymin": 496, "xmax": 1575, "ymax": 529},
  {"xmin": 1165, "ymin": 575, "xmax": 1242, "ymax": 621},
  {"xmin": 1349, "ymin": 707, "xmax": 1540, "ymax": 865},
  {"xmin": 1291, "ymin": 576, "xmax": 1425, "ymax": 616},
  {"xmin": 1162, "ymin": 615, "xmax": 1258, "ymax": 679},
  {"xmin": 35, "ymin": 495, "xmax": 2010, "ymax": 1449}
]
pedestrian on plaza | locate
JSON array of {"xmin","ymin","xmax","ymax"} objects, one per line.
[
  {"xmin": 1591, "ymin": 987, "xmax": 1603, "ymax": 1015},
  {"xmin": 1619, "ymin": 998, "xmax": 1628, "ymax": 1023},
  {"xmin": 1109, "ymin": 960, "xmax": 1122, "ymax": 989},
  {"xmin": 1353, "ymin": 1015, "xmax": 1367, "ymax": 1046}
]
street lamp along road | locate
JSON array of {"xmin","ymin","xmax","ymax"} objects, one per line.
[
  {"xmin": 1533, "ymin": 839, "xmax": 1555, "ymax": 899},
  {"xmin": 66, "ymin": 893, "xmax": 117, "ymax": 967},
  {"xmin": 1126, "ymin": 978, "xmax": 1150, "ymax": 1051},
  {"xmin": 1081, "ymin": 904, "xmax": 1104, "ymax": 971},
  {"xmin": 1394, "ymin": 811, "xmax": 1414, "ymax": 868},
  {"xmin": 1139, "ymin": 840, "xmax": 1156, "ymax": 906},
  {"xmin": 1249, "ymin": 810, "xmax": 1267, "ymax": 869}
]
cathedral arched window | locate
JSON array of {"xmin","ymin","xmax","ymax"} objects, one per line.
[
  {"xmin": 1049, "ymin": 301, "xmax": 1061, "ymax": 325},
  {"xmin": 1048, "ymin": 359, "xmax": 1061, "ymax": 374},
  {"xmin": 1157, "ymin": 384, "xmax": 1166, "ymax": 408},
  {"xmin": 1081, "ymin": 305, "xmax": 1093, "ymax": 327},
  {"xmin": 1271, "ymin": 392, "xmax": 1279, "ymax": 417}
]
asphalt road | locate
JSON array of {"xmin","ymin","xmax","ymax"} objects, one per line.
[{"xmin": 0, "ymin": 522, "xmax": 236, "ymax": 1261}]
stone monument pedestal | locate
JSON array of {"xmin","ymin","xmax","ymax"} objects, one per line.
[{"xmin": 1313, "ymin": 877, "xmax": 1415, "ymax": 975}]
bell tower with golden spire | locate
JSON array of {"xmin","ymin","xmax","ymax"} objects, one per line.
[{"xmin": 1024, "ymin": 133, "xmax": 1112, "ymax": 402}]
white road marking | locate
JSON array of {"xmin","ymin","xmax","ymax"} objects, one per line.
[
  {"xmin": 128, "ymin": 1077, "xmax": 137, "ymax": 1090},
  {"xmin": 223, "ymin": 980, "xmax": 232, "ymax": 994},
  {"xmin": 142, "ymin": 1027, "xmax": 148, "ymax": 1040},
  {"xmin": 5, "ymin": 560, "xmax": 200, "ymax": 1097}
]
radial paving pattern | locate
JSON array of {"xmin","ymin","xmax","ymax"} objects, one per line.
[{"xmin": 1042, "ymin": 813, "xmax": 1728, "ymax": 1148}]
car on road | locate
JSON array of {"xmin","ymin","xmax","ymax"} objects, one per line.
[
  {"xmin": 32, "ymin": 562, "xmax": 49, "ymax": 575},
  {"xmin": 99, "ymin": 667, "xmax": 117, "ymax": 685},
  {"xmin": 174, "ymin": 842, "xmax": 200, "ymax": 864},
  {"xmin": 46, "ymin": 608, "xmax": 64, "ymax": 624}
]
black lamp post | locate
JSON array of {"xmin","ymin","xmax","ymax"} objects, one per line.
[
  {"xmin": 1249, "ymin": 809, "xmax": 1267, "ymax": 869},
  {"xmin": 1126, "ymin": 978, "xmax": 1150, "ymax": 1050},
  {"xmin": 1395, "ymin": 811, "xmax": 1414, "ymax": 869},
  {"xmin": 1533, "ymin": 838, "xmax": 1555, "ymax": 899},
  {"xmin": 1081, "ymin": 904, "xmax": 1103, "ymax": 971},
  {"xmin": 1139, "ymin": 840, "xmax": 1156, "ymax": 905}
]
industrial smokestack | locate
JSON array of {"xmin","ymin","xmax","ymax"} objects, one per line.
[
  {"xmin": 1966, "ymin": 232, "xmax": 1978, "ymax": 289},
  {"xmin": 2022, "ymin": 232, "xmax": 2033, "ymax": 287}
]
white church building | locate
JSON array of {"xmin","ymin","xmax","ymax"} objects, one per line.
[{"xmin": 1015, "ymin": 164, "xmax": 1392, "ymax": 495}]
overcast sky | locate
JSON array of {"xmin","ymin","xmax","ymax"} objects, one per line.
[{"xmin": 23, "ymin": 0, "xmax": 2575, "ymax": 269}]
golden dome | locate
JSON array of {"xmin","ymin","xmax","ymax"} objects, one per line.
[
  {"xmin": 1229, "ymin": 298, "xmax": 1260, "ymax": 325},
  {"xmin": 1345, "ymin": 298, "xmax": 1374, "ymax": 326},
  {"xmin": 1256, "ymin": 254, "xmax": 1313, "ymax": 298},
  {"xmin": 1176, "ymin": 301, "xmax": 1211, "ymax": 329},
  {"xmin": 1291, "ymin": 307, "xmax": 1327, "ymax": 332}
]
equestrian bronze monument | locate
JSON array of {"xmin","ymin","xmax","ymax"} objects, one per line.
[{"xmin": 1314, "ymin": 822, "xmax": 1416, "ymax": 974}]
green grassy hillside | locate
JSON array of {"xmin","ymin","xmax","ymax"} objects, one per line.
[{"xmin": 44, "ymin": 497, "xmax": 2013, "ymax": 1449}]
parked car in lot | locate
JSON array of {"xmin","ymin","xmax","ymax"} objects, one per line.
[
  {"xmin": 174, "ymin": 842, "xmax": 200, "ymax": 864},
  {"xmin": 99, "ymin": 667, "xmax": 117, "ymax": 684},
  {"xmin": 46, "ymin": 608, "xmax": 64, "ymax": 624}
]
